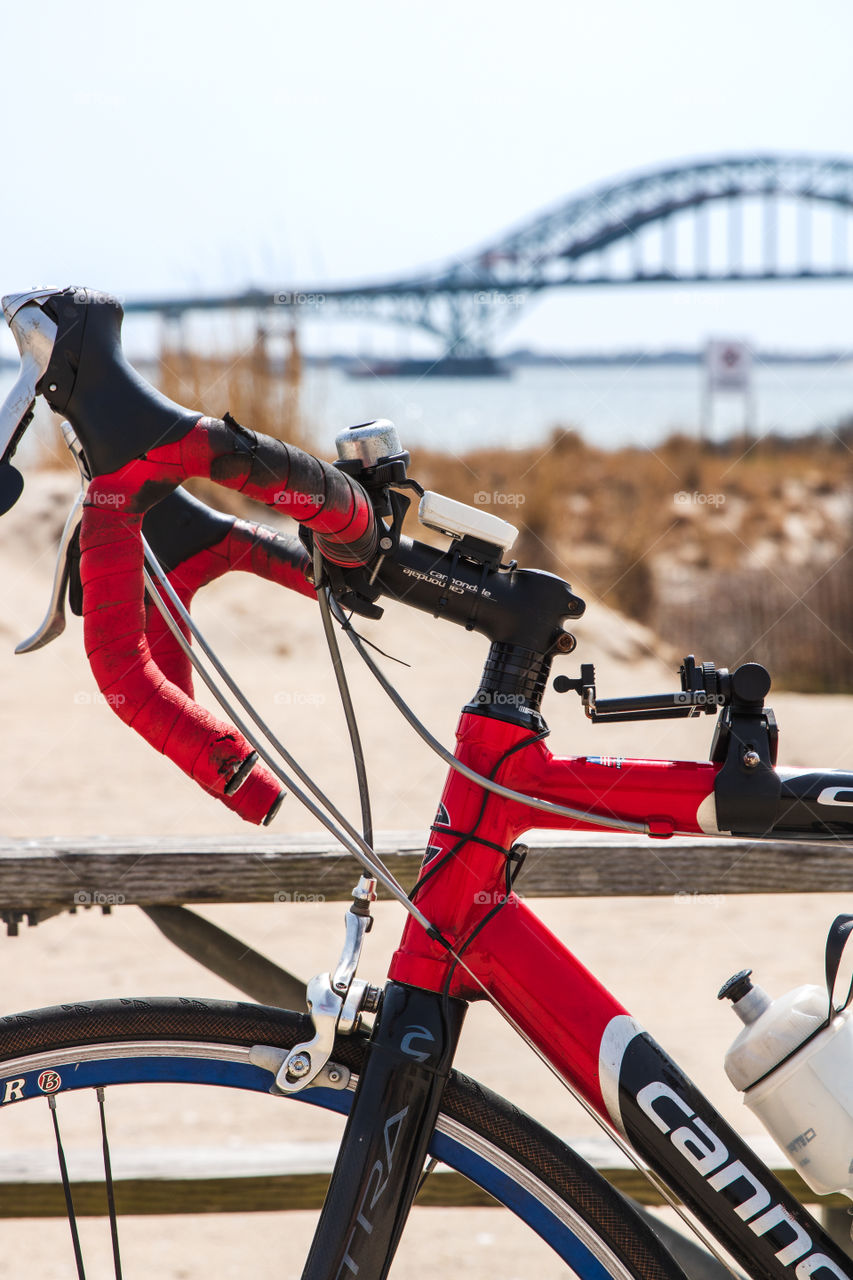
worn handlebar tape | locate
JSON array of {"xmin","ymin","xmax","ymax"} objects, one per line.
[{"xmin": 80, "ymin": 415, "xmax": 375, "ymax": 823}]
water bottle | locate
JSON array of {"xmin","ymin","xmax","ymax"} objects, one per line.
[{"xmin": 719, "ymin": 915, "xmax": 853, "ymax": 1197}]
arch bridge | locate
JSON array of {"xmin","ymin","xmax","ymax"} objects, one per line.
[{"xmin": 126, "ymin": 154, "xmax": 853, "ymax": 358}]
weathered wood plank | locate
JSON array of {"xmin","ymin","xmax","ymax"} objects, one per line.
[
  {"xmin": 0, "ymin": 1138, "xmax": 836, "ymax": 1214},
  {"xmin": 0, "ymin": 833, "xmax": 421, "ymax": 914},
  {"xmin": 0, "ymin": 1142, "xmax": 498, "ymax": 1215},
  {"xmin": 1, "ymin": 832, "xmax": 853, "ymax": 913},
  {"xmin": 0, "ymin": 1171, "xmax": 500, "ymax": 1217}
]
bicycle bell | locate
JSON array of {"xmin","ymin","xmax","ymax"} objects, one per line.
[{"xmin": 334, "ymin": 420, "xmax": 409, "ymax": 484}]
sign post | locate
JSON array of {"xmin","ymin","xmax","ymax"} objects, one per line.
[{"xmin": 702, "ymin": 339, "xmax": 755, "ymax": 440}]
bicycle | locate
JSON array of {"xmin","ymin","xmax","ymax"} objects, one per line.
[{"xmin": 2, "ymin": 285, "xmax": 853, "ymax": 1279}]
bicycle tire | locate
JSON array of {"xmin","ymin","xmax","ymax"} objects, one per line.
[{"xmin": 0, "ymin": 997, "xmax": 691, "ymax": 1280}]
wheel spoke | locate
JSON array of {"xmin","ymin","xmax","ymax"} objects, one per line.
[
  {"xmin": 97, "ymin": 1087, "xmax": 124, "ymax": 1279},
  {"xmin": 48, "ymin": 1094, "xmax": 86, "ymax": 1280}
]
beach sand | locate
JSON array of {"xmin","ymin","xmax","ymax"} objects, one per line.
[{"xmin": 3, "ymin": 471, "xmax": 853, "ymax": 1276}]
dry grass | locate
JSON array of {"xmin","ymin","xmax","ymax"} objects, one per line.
[
  {"xmin": 147, "ymin": 344, "xmax": 853, "ymax": 691},
  {"xmin": 410, "ymin": 426, "xmax": 852, "ymax": 576},
  {"xmin": 27, "ymin": 323, "xmax": 853, "ymax": 689},
  {"xmin": 156, "ymin": 327, "xmax": 307, "ymax": 517},
  {"xmin": 406, "ymin": 427, "xmax": 853, "ymax": 689}
]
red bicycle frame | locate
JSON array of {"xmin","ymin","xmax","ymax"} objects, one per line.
[
  {"xmin": 386, "ymin": 712, "xmax": 853, "ymax": 1280},
  {"xmin": 389, "ymin": 709, "xmax": 718, "ymax": 1121}
]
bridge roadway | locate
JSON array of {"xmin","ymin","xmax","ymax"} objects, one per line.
[{"xmin": 124, "ymin": 153, "xmax": 853, "ymax": 356}]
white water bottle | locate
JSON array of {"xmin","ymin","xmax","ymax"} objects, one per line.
[{"xmin": 720, "ymin": 919, "xmax": 853, "ymax": 1198}]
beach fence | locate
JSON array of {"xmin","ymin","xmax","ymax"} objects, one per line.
[{"xmin": 655, "ymin": 561, "xmax": 853, "ymax": 693}]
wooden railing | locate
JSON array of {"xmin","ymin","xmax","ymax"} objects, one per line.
[
  {"xmin": 2, "ymin": 831, "xmax": 851, "ymax": 920},
  {"xmin": 2, "ymin": 831, "xmax": 852, "ymax": 1226},
  {"xmin": 0, "ymin": 1135, "xmax": 832, "ymax": 1217}
]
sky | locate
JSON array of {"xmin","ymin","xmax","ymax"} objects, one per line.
[{"xmin": 3, "ymin": 0, "xmax": 853, "ymax": 358}]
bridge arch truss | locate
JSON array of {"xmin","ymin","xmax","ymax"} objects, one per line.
[{"xmin": 126, "ymin": 154, "xmax": 853, "ymax": 356}]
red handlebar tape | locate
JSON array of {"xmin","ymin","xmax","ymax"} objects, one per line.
[
  {"xmin": 80, "ymin": 416, "xmax": 376, "ymax": 824},
  {"xmin": 143, "ymin": 520, "xmax": 316, "ymax": 821},
  {"xmin": 144, "ymin": 518, "xmax": 315, "ymax": 693}
]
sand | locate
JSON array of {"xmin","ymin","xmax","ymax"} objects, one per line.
[{"xmin": 3, "ymin": 470, "xmax": 853, "ymax": 1276}]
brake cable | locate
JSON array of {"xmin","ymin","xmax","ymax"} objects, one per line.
[
  {"xmin": 141, "ymin": 538, "xmax": 428, "ymax": 928},
  {"xmin": 142, "ymin": 536, "xmax": 734, "ymax": 1272},
  {"xmin": 313, "ymin": 545, "xmax": 373, "ymax": 846},
  {"xmin": 327, "ymin": 595, "xmax": 649, "ymax": 836},
  {"xmin": 314, "ymin": 568, "xmax": 740, "ymax": 1266}
]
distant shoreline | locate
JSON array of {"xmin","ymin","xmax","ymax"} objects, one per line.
[
  {"xmin": 251, "ymin": 347, "xmax": 853, "ymax": 372},
  {"xmin": 4, "ymin": 347, "xmax": 848, "ymax": 374}
]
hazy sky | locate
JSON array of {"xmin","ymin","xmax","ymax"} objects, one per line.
[{"xmin": 3, "ymin": 0, "xmax": 853, "ymax": 356}]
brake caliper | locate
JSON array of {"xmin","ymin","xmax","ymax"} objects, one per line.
[{"xmin": 249, "ymin": 876, "xmax": 382, "ymax": 1095}]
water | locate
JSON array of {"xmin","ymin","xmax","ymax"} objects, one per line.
[
  {"xmin": 2, "ymin": 359, "xmax": 853, "ymax": 461},
  {"xmin": 260, "ymin": 361, "xmax": 853, "ymax": 453}
]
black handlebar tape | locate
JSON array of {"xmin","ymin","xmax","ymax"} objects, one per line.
[
  {"xmin": 205, "ymin": 416, "xmax": 378, "ymax": 567},
  {"xmin": 36, "ymin": 289, "xmax": 377, "ymax": 567},
  {"xmin": 142, "ymin": 488, "xmax": 237, "ymax": 572},
  {"xmin": 38, "ymin": 288, "xmax": 198, "ymax": 477}
]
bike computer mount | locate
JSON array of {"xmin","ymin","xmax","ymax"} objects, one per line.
[
  {"xmin": 554, "ymin": 654, "xmax": 777, "ymax": 750},
  {"xmin": 555, "ymin": 655, "xmax": 726, "ymax": 721},
  {"xmin": 555, "ymin": 655, "xmax": 781, "ymax": 835}
]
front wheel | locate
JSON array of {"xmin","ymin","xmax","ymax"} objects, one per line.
[{"xmin": 0, "ymin": 997, "xmax": 690, "ymax": 1280}]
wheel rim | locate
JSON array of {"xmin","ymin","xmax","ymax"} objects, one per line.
[{"xmin": 0, "ymin": 1038, "xmax": 638, "ymax": 1280}]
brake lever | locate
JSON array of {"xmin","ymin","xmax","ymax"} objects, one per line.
[
  {"xmin": 15, "ymin": 424, "xmax": 89, "ymax": 654},
  {"xmin": 0, "ymin": 293, "xmax": 59, "ymax": 464}
]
